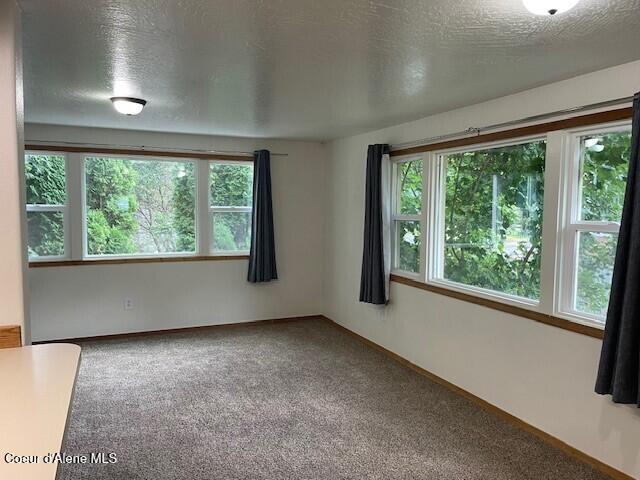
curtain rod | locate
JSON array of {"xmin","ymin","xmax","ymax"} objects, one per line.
[
  {"xmin": 391, "ymin": 96, "xmax": 634, "ymax": 152},
  {"xmin": 23, "ymin": 139, "xmax": 289, "ymax": 157}
]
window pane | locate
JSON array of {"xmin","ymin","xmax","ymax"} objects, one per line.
[
  {"xmin": 25, "ymin": 154, "xmax": 66, "ymax": 205},
  {"xmin": 210, "ymin": 163, "xmax": 253, "ymax": 207},
  {"xmin": 396, "ymin": 220, "xmax": 420, "ymax": 273},
  {"xmin": 580, "ymin": 131, "xmax": 631, "ymax": 222},
  {"xmin": 576, "ymin": 231, "xmax": 617, "ymax": 318},
  {"xmin": 211, "ymin": 212, "xmax": 251, "ymax": 252},
  {"xmin": 85, "ymin": 157, "xmax": 196, "ymax": 256},
  {"xmin": 442, "ymin": 141, "xmax": 545, "ymax": 299},
  {"xmin": 397, "ymin": 160, "xmax": 422, "ymax": 215},
  {"xmin": 27, "ymin": 211, "xmax": 64, "ymax": 257}
]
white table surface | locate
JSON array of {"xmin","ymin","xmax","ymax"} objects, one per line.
[{"xmin": 0, "ymin": 343, "xmax": 81, "ymax": 480}]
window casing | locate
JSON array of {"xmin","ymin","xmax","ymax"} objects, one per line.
[
  {"xmin": 209, "ymin": 161, "xmax": 254, "ymax": 254},
  {"xmin": 391, "ymin": 158, "xmax": 424, "ymax": 275},
  {"xmin": 25, "ymin": 153, "xmax": 69, "ymax": 261},
  {"xmin": 390, "ymin": 121, "xmax": 632, "ymax": 330},
  {"xmin": 557, "ymin": 124, "xmax": 631, "ymax": 324},
  {"xmin": 431, "ymin": 138, "xmax": 546, "ymax": 305},
  {"xmin": 82, "ymin": 156, "xmax": 198, "ymax": 259}
]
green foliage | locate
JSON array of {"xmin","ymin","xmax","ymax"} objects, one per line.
[
  {"xmin": 25, "ymin": 155, "xmax": 66, "ymax": 204},
  {"xmin": 85, "ymin": 158, "xmax": 197, "ymax": 255},
  {"xmin": 397, "ymin": 220, "xmax": 420, "ymax": 272},
  {"xmin": 576, "ymin": 232, "xmax": 617, "ymax": 316},
  {"xmin": 173, "ymin": 164, "xmax": 196, "ymax": 252},
  {"xmin": 396, "ymin": 161, "xmax": 423, "ymax": 272},
  {"xmin": 399, "ymin": 161, "xmax": 422, "ymax": 215},
  {"xmin": 210, "ymin": 164, "xmax": 253, "ymax": 206},
  {"xmin": 443, "ymin": 141, "xmax": 546, "ymax": 299},
  {"xmin": 580, "ymin": 132, "xmax": 630, "ymax": 221},
  {"xmin": 85, "ymin": 158, "xmax": 138, "ymax": 255},
  {"xmin": 27, "ymin": 211, "xmax": 64, "ymax": 257},
  {"xmin": 212, "ymin": 212, "xmax": 251, "ymax": 251}
]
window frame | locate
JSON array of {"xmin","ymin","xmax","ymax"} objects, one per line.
[
  {"xmin": 25, "ymin": 151, "xmax": 70, "ymax": 262},
  {"xmin": 390, "ymin": 155, "xmax": 426, "ymax": 279},
  {"xmin": 81, "ymin": 153, "xmax": 199, "ymax": 261},
  {"xmin": 426, "ymin": 136, "xmax": 547, "ymax": 310},
  {"xmin": 208, "ymin": 160, "xmax": 254, "ymax": 256},
  {"xmin": 555, "ymin": 122, "xmax": 631, "ymax": 326},
  {"xmin": 389, "ymin": 119, "xmax": 634, "ymax": 333}
]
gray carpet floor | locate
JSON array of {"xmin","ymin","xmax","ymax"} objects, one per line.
[{"xmin": 57, "ymin": 318, "xmax": 608, "ymax": 480}]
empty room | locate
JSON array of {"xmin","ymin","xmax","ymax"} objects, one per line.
[{"xmin": 2, "ymin": 0, "xmax": 640, "ymax": 479}]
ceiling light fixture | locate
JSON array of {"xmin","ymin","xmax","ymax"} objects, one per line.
[
  {"xmin": 110, "ymin": 97, "xmax": 147, "ymax": 115},
  {"xmin": 522, "ymin": 0, "xmax": 580, "ymax": 15}
]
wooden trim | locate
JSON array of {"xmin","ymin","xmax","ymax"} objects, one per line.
[
  {"xmin": 25, "ymin": 144, "xmax": 254, "ymax": 162},
  {"xmin": 391, "ymin": 107, "xmax": 633, "ymax": 157},
  {"xmin": 33, "ymin": 315, "xmax": 322, "ymax": 344},
  {"xmin": 322, "ymin": 316, "xmax": 632, "ymax": 480},
  {"xmin": 0, "ymin": 325, "xmax": 22, "ymax": 349},
  {"xmin": 29, "ymin": 255, "xmax": 249, "ymax": 268},
  {"xmin": 390, "ymin": 274, "xmax": 604, "ymax": 339}
]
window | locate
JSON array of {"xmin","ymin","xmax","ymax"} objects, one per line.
[
  {"xmin": 25, "ymin": 151, "xmax": 256, "ymax": 262},
  {"xmin": 389, "ymin": 120, "xmax": 633, "ymax": 330},
  {"xmin": 84, "ymin": 156, "xmax": 196, "ymax": 257},
  {"xmin": 209, "ymin": 162, "xmax": 253, "ymax": 253},
  {"xmin": 561, "ymin": 128, "xmax": 631, "ymax": 321},
  {"xmin": 25, "ymin": 153, "xmax": 67, "ymax": 259},
  {"xmin": 434, "ymin": 140, "xmax": 546, "ymax": 300},
  {"xmin": 392, "ymin": 158, "xmax": 423, "ymax": 274}
]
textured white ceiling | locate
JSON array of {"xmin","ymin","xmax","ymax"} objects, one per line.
[{"xmin": 19, "ymin": 0, "xmax": 640, "ymax": 140}]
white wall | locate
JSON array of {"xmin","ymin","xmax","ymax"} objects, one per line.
[
  {"xmin": 26, "ymin": 60, "xmax": 640, "ymax": 476},
  {"xmin": 0, "ymin": 0, "xmax": 29, "ymax": 341},
  {"xmin": 323, "ymin": 60, "xmax": 640, "ymax": 478},
  {"xmin": 26, "ymin": 124, "xmax": 326, "ymax": 341}
]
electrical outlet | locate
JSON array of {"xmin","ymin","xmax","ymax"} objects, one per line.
[{"xmin": 123, "ymin": 298, "xmax": 134, "ymax": 311}]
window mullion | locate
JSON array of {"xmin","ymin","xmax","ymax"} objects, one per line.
[
  {"xmin": 392, "ymin": 214, "xmax": 421, "ymax": 222},
  {"xmin": 25, "ymin": 204, "xmax": 66, "ymax": 212},
  {"xmin": 67, "ymin": 152, "xmax": 83, "ymax": 260},
  {"xmin": 540, "ymin": 131, "xmax": 566, "ymax": 315},
  {"xmin": 571, "ymin": 222, "xmax": 620, "ymax": 233},
  {"xmin": 210, "ymin": 206, "xmax": 252, "ymax": 213},
  {"xmin": 421, "ymin": 153, "xmax": 431, "ymax": 280},
  {"xmin": 197, "ymin": 160, "xmax": 211, "ymax": 256}
]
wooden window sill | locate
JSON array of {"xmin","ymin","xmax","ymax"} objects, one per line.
[
  {"xmin": 29, "ymin": 255, "xmax": 249, "ymax": 268},
  {"xmin": 390, "ymin": 274, "xmax": 604, "ymax": 340}
]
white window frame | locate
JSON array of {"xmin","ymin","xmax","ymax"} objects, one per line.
[
  {"xmin": 81, "ymin": 153, "xmax": 199, "ymax": 260},
  {"xmin": 390, "ymin": 155, "xmax": 426, "ymax": 279},
  {"xmin": 555, "ymin": 122, "xmax": 631, "ymax": 326},
  {"xmin": 25, "ymin": 151, "xmax": 70, "ymax": 262},
  {"xmin": 208, "ymin": 160, "xmax": 254, "ymax": 256},
  {"xmin": 426, "ymin": 136, "xmax": 548, "ymax": 311}
]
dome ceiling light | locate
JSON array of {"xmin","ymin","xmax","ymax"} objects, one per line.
[
  {"xmin": 522, "ymin": 0, "xmax": 581, "ymax": 15},
  {"xmin": 110, "ymin": 97, "xmax": 147, "ymax": 115}
]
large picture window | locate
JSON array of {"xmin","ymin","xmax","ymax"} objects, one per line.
[
  {"xmin": 561, "ymin": 128, "xmax": 631, "ymax": 321},
  {"xmin": 209, "ymin": 162, "xmax": 254, "ymax": 253},
  {"xmin": 435, "ymin": 140, "xmax": 546, "ymax": 300},
  {"xmin": 84, "ymin": 156, "xmax": 196, "ymax": 257},
  {"xmin": 25, "ymin": 153, "xmax": 67, "ymax": 260},
  {"xmin": 392, "ymin": 158, "xmax": 423, "ymax": 274}
]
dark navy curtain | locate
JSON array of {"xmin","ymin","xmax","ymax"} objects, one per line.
[
  {"xmin": 359, "ymin": 144, "xmax": 390, "ymax": 304},
  {"xmin": 248, "ymin": 149, "xmax": 278, "ymax": 283},
  {"xmin": 595, "ymin": 92, "xmax": 640, "ymax": 406}
]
